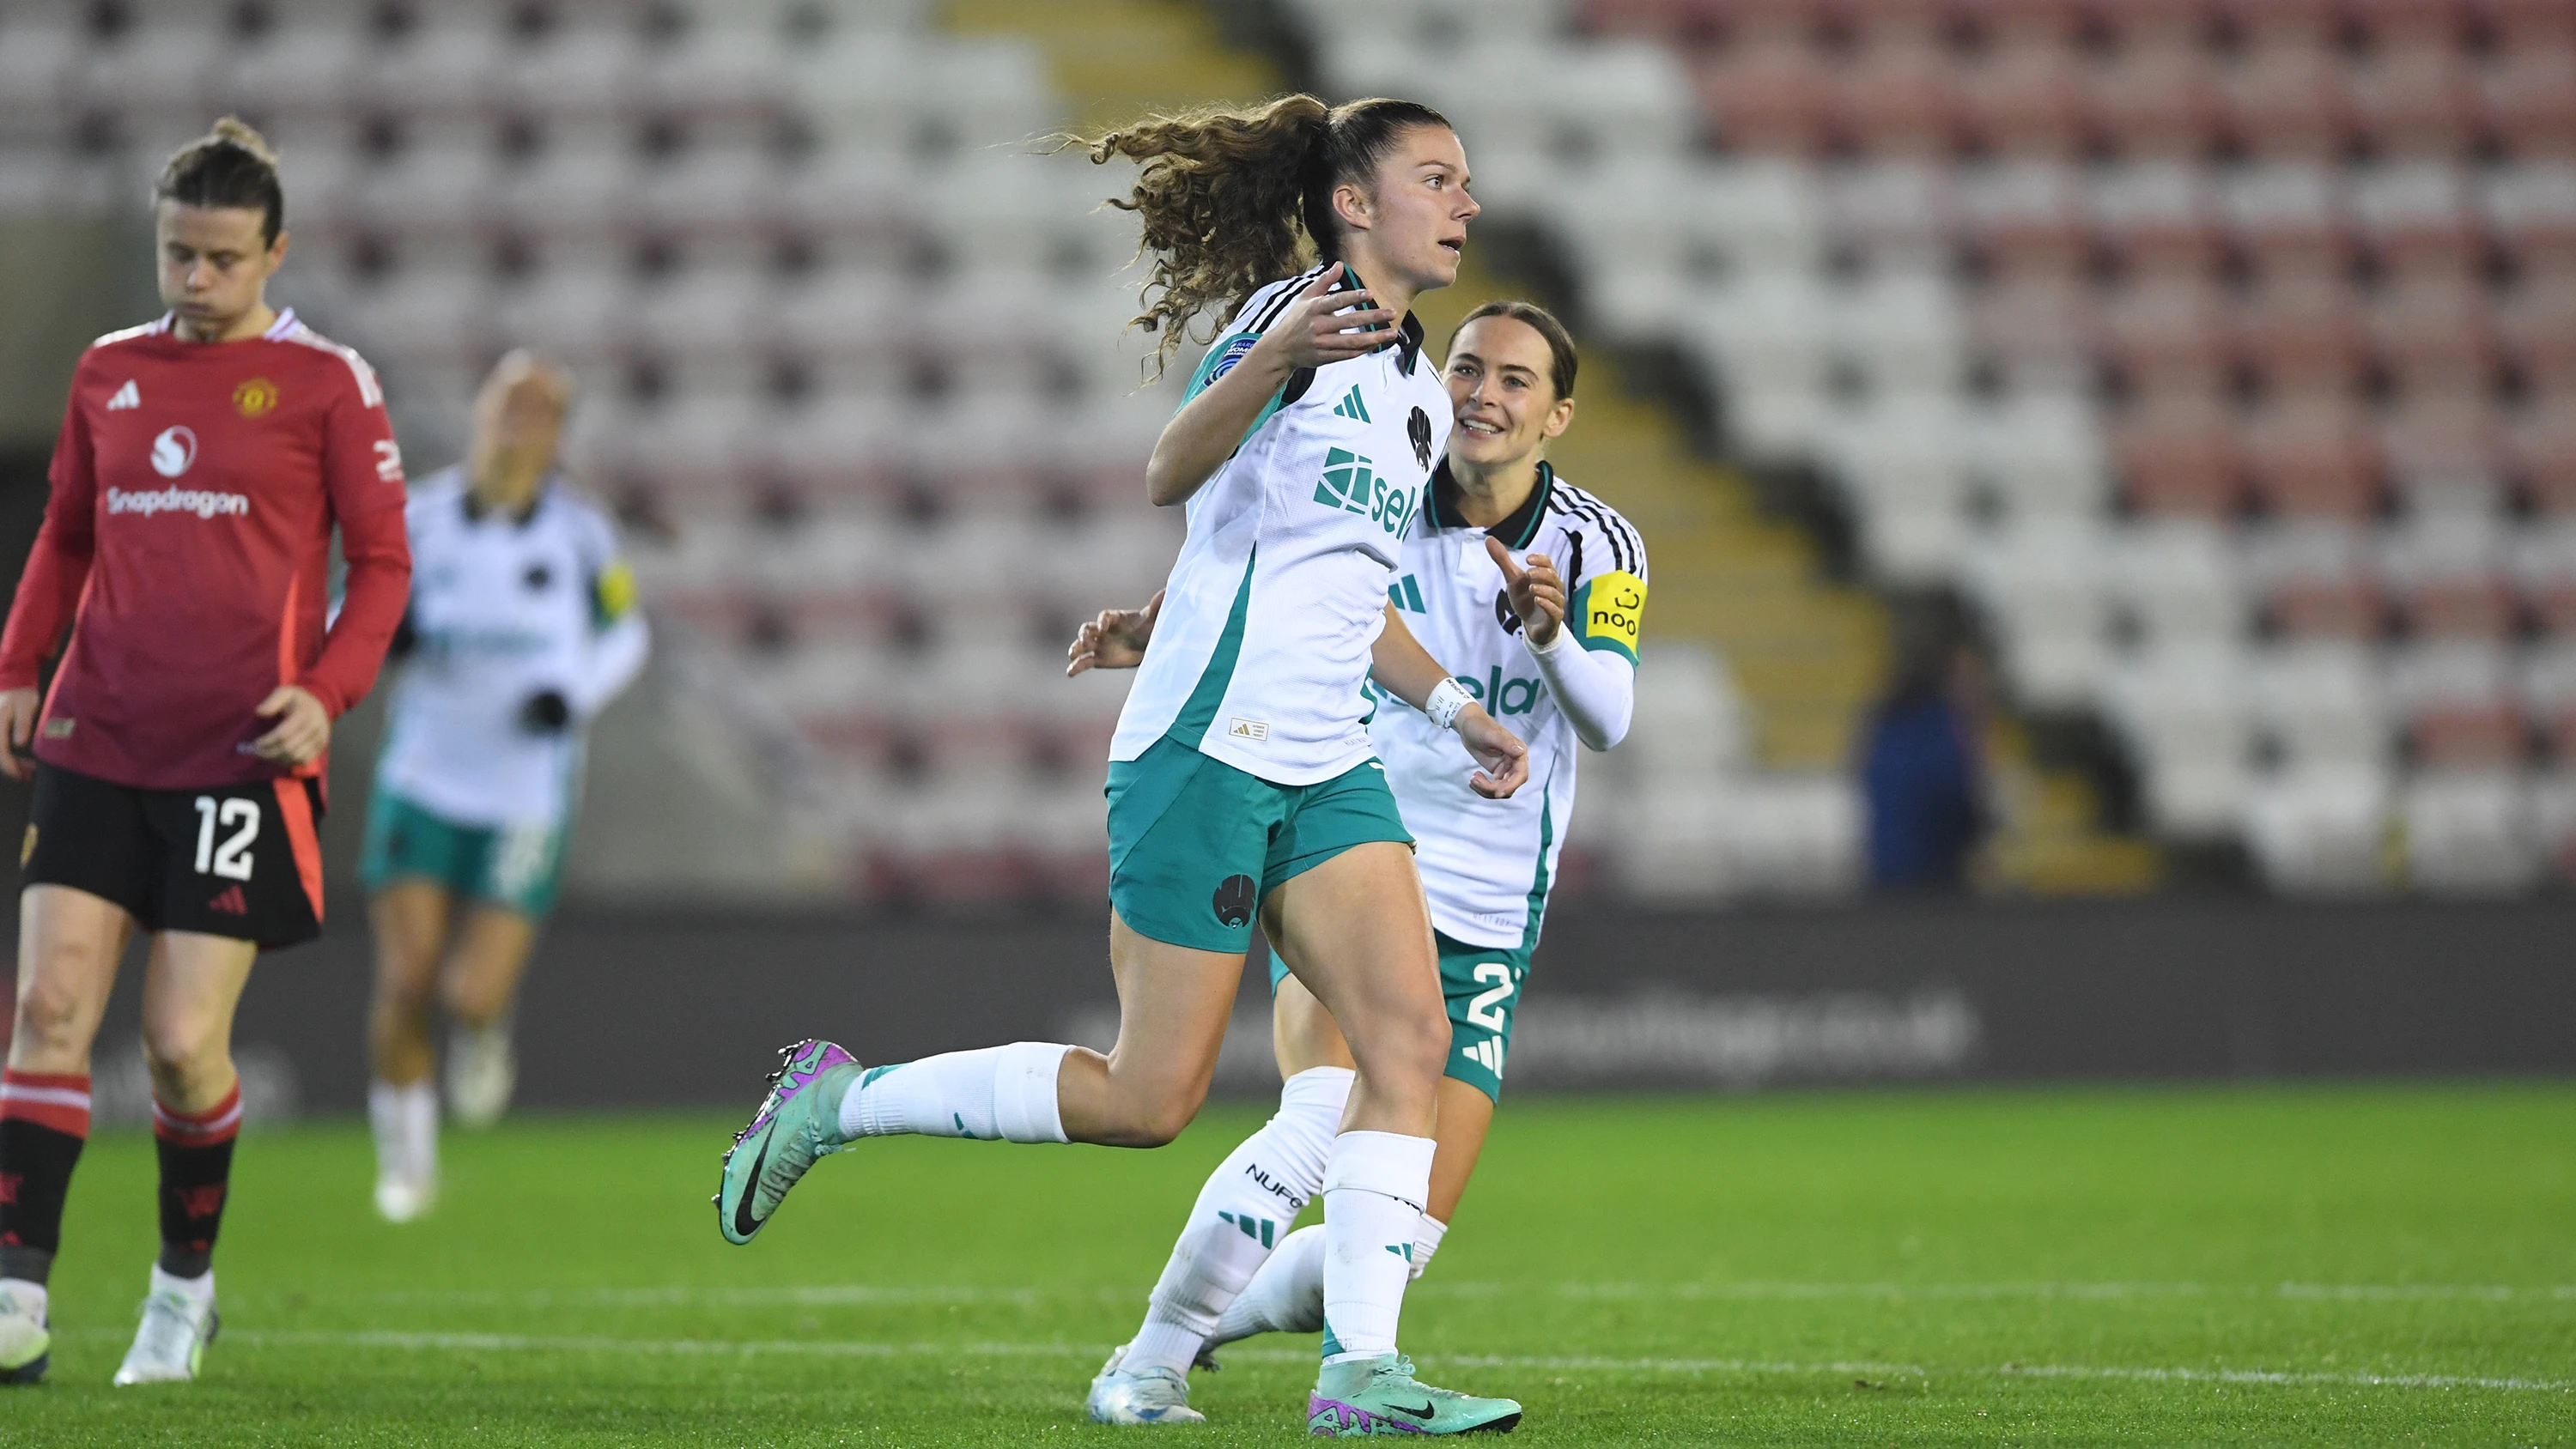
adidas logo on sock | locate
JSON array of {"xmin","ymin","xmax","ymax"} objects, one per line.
[
  {"xmin": 207, "ymin": 884, "xmax": 247, "ymax": 915},
  {"xmin": 107, "ymin": 379, "xmax": 140, "ymax": 411},
  {"xmin": 1332, "ymin": 385, "xmax": 1370, "ymax": 422}
]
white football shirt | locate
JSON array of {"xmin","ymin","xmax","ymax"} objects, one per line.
[
  {"xmin": 1111, "ymin": 264, "xmax": 1455, "ymax": 785},
  {"xmin": 373, "ymin": 468, "xmax": 648, "ymax": 828},
  {"xmin": 1366, "ymin": 464, "xmax": 1649, "ymax": 949}
]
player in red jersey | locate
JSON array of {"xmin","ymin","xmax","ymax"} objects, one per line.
[{"xmin": 0, "ymin": 118, "xmax": 410, "ymax": 1387}]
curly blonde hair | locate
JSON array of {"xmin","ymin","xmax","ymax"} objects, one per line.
[{"xmin": 1069, "ymin": 94, "xmax": 1452, "ymax": 379}]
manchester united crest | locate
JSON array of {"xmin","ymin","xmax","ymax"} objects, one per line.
[{"xmin": 233, "ymin": 376, "xmax": 279, "ymax": 417}]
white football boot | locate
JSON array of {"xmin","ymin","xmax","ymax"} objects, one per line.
[
  {"xmin": 0, "ymin": 1279, "xmax": 49, "ymax": 1385},
  {"xmin": 374, "ymin": 1171, "xmax": 438, "ymax": 1224},
  {"xmin": 1087, "ymin": 1342, "xmax": 1206, "ymax": 1425},
  {"xmin": 112, "ymin": 1270, "xmax": 217, "ymax": 1385},
  {"xmin": 446, "ymin": 1018, "xmax": 517, "ymax": 1129}
]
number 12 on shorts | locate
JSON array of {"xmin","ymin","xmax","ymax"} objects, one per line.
[{"xmin": 193, "ymin": 795, "xmax": 260, "ymax": 881}]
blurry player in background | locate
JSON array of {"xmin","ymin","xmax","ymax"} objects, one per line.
[
  {"xmin": 360, "ymin": 351, "xmax": 646, "ymax": 1222},
  {"xmin": 0, "ymin": 119, "xmax": 411, "ymax": 1385},
  {"xmin": 1069, "ymin": 302, "xmax": 1646, "ymax": 1420}
]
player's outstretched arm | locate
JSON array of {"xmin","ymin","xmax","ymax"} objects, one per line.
[
  {"xmin": 1370, "ymin": 604, "xmax": 1528, "ymax": 799},
  {"xmin": 1486, "ymin": 536, "xmax": 1636, "ymax": 752},
  {"xmin": 1144, "ymin": 271, "xmax": 1395, "ymax": 507},
  {"xmin": 1065, "ymin": 590, "xmax": 1163, "ymax": 676}
]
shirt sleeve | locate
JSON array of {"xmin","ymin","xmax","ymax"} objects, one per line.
[
  {"xmin": 297, "ymin": 371, "xmax": 412, "ymax": 718},
  {"xmin": 0, "ymin": 374, "xmax": 102, "ymax": 690},
  {"xmin": 568, "ymin": 533, "xmax": 648, "ymax": 718},
  {"xmin": 1527, "ymin": 524, "xmax": 1649, "ymax": 752}
]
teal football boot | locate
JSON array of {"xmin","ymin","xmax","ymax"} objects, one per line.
[
  {"xmin": 714, "ymin": 1040, "xmax": 863, "ymax": 1245},
  {"xmin": 1307, "ymin": 1354, "xmax": 1521, "ymax": 1436}
]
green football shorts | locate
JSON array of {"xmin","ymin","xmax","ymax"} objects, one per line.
[
  {"xmin": 356, "ymin": 789, "xmax": 568, "ymax": 919},
  {"xmin": 1105, "ymin": 735, "xmax": 1413, "ymax": 955},
  {"xmin": 1267, "ymin": 927, "xmax": 1534, "ymax": 1103}
]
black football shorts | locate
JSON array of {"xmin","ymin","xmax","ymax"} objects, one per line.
[{"xmin": 21, "ymin": 762, "xmax": 325, "ymax": 949}]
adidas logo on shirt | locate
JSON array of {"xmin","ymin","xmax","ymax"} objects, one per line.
[
  {"xmin": 107, "ymin": 379, "xmax": 140, "ymax": 410},
  {"xmin": 1331, "ymin": 385, "xmax": 1370, "ymax": 422}
]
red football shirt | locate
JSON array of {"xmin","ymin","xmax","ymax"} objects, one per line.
[{"xmin": 0, "ymin": 309, "xmax": 414, "ymax": 791}]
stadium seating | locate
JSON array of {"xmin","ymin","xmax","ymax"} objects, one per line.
[{"xmin": 1470, "ymin": 0, "xmax": 2576, "ymax": 894}]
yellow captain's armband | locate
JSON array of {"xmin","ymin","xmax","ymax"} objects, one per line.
[
  {"xmin": 1571, "ymin": 570, "xmax": 1645, "ymax": 663},
  {"xmin": 592, "ymin": 559, "xmax": 637, "ymax": 627}
]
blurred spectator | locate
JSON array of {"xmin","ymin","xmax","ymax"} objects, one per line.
[{"xmin": 1861, "ymin": 609, "xmax": 1992, "ymax": 891}]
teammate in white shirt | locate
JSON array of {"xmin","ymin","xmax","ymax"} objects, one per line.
[
  {"xmin": 1067, "ymin": 301, "xmax": 1645, "ymax": 1399},
  {"xmin": 359, "ymin": 353, "xmax": 646, "ymax": 1221},
  {"xmin": 712, "ymin": 95, "xmax": 1529, "ymax": 1436}
]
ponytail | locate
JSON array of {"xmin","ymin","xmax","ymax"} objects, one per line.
[{"xmin": 1069, "ymin": 94, "xmax": 1452, "ymax": 379}]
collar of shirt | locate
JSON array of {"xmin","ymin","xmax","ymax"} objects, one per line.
[
  {"xmin": 1327, "ymin": 263, "xmax": 1426, "ymax": 375},
  {"xmin": 1426, "ymin": 458, "xmax": 1553, "ymax": 549}
]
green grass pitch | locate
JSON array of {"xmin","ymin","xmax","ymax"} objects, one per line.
[{"xmin": 8, "ymin": 1083, "xmax": 2572, "ymax": 1445}]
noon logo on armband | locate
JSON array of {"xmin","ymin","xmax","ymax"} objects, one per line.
[{"xmin": 1575, "ymin": 570, "xmax": 1648, "ymax": 662}]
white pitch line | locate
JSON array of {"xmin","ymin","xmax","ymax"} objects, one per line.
[
  {"xmin": 190, "ymin": 1330, "xmax": 2569, "ymax": 1393},
  {"xmin": 295, "ymin": 1279, "xmax": 2576, "ymax": 1309},
  {"xmin": 1997, "ymin": 1362, "xmax": 2573, "ymax": 1393}
]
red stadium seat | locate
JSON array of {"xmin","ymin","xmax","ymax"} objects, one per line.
[
  {"xmin": 1833, "ymin": 36, "xmax": 1961, "ymax": 157},
  {"xmin": 2509, "ymin": 396, "xmax": 2576, "ymax": 512},
  {"xmin": 2482, "ymin": 0, "xmax": 2576, "ymax": 47},
  {"xmin": 2236, "ymin": 271, "xmax": 2371, "ymax": 397},
  {"xmin": 2498, "ymin": 273, "xmax": 2576, "ymax": 393},
  {"xmin": 2479, "ymin": 39, "xmax": 2576, "ymax": 159},
  {"xmin": 2379, "ymin": 389, "xmax": 2505, "ymax": 502},
  {"xmin": 1959, "ymin": 0, "xmax": 2086, "ymax": 46},
  {"xmin": 2348, "ymin": 41, "xmax": 2480, "ymax": 159},
  {"xmin": 1959, "ymin": 39, "xmax": 2087, "ymax": 157},
  {"xmin": 2343, "ymin": 0, "xmax": 2476, "ymax": 48},
  {"xmin": 2220, "ymin": 41, "xmax": 2353, "ymax": 161},
  {"xmin": 2218, "ymin": 0, "xmax": 2341, "ymax": 48},
  {"xmin": 2113, "ymin": 387, "xmax": 2248, "ymax": 515},
  {"xmin": 2367, "ymin": 270, "xmax": 2498, "ymax": 397},
  {"xmin": 2088, "ymin": 0, "xmax": 2219, "ymax": 51},
  {"xmin": 2100, "ymin": 273, "xmax": 2234, "ymax": 386},
  {"xmin": 1693, "ymin": 37, "xmax": 1834, "ymax": 155},
  {"xmin": 2083, "ymin": 41, "xmax": 2225, "ymax": 160},
  {"xmin": 2391, "ymin": 642, "xmax": 2529, "ymax": 764},
  {"xmin": 2244, "ymin": 394, "xmax": 2385, "ymax": 516}
]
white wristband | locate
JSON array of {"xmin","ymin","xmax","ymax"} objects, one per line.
[
  {"xmin": 1423, "ymin": 677, "xmax": 1473, "ymax": 731},
  {"xmin": 1521, "ymin": 617, "xmax": 1569, "ymax": 655}
]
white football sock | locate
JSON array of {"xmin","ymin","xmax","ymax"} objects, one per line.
[
  {"xmin": 835, "ymin": 1042, "xmax": 1069, "ymax": 1143},
  {"xmin": 1207, "ymin": 1210, "xmax": 1449, "ymax": 1349},
  {"xmin": 1409, "ymin": 1212, "xmax": 1448, "ymax": 1282},
  {"xmin": 1209, "ymin": 1222, "xmax": 1326, "ymax": 1346},
  {"xmin": 1319, "ymin": 1130, "xmax": 1435, "ymax": 1365},
  {"xmin": 1122, "ymin": 1066, "xmax": 1353, "ymax": 1377},
  {"xmin": 368, "ymin": 1080, "xmax": 438, "ymax": 1182}
]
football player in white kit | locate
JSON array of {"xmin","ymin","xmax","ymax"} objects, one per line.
[
  {"xmin": 1067, "ymin": 301, "xmax": 1645, "ymax": 1410},
  {"xmin": 359, "ymin": 352, "xmax": 647, "ymax": 1220},
  {"xmin": 711, "ymin": 95, "xmax": 1532, "ymax": 1435}
]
